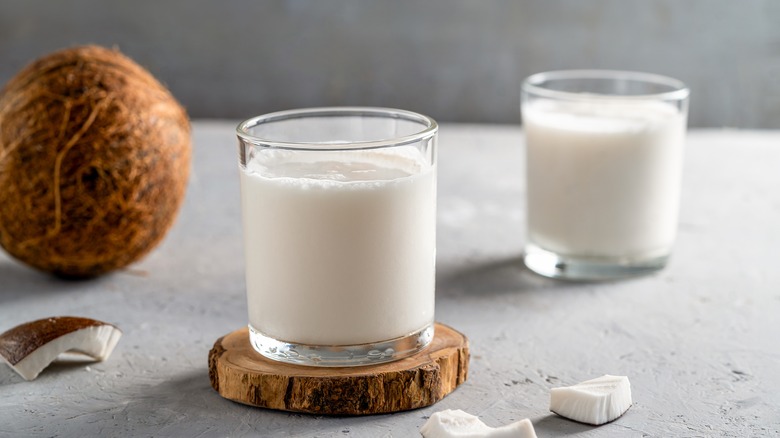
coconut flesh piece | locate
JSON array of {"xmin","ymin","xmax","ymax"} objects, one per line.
[
  {"xmin": 420, "ymin": 409, "xmax": 537, "ymax": 438},
  {"xmin": 549, "ymin": 375, "xmax": 632, "ymax": 425},
  {"xmin": 0, "ymin": 316, "xmax": 122, "ymax": 381}
]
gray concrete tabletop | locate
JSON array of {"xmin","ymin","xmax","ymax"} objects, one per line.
[{"xmin": 1, "ymin": 122, "xmax": 778, "ymax": 437}]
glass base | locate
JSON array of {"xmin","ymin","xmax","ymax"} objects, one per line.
[
  {"xmin": 248, "ymin": 323, "xmax": 435, "ymax": 367},
  {"xmin": 523, "ymin": 243, "xmax": 669, "ymax": 281}
]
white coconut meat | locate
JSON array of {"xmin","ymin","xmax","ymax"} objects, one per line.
[
  {"xmin": 549, "ymin": 375, "xmax": 632, "ymax": 425},
  {"xmin": 420, "ymin": 409, "xmax": 537, "ymax": 438},
  {"xmin": 0, "ymin": 316, "xmax": 122, "ymax": 381}
]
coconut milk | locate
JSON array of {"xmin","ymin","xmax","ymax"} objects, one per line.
[
  {"xmin": 240, "ymin": 147, "xmax": 435, "ymax": 346},
  {"xmin": 524, "ymin": 99, "xmax": 686, "ymax": 259}
]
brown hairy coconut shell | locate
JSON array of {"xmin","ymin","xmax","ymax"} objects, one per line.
[{"xmin": 0, "ymin": 45, "xmax": 191, "ymax": 278}]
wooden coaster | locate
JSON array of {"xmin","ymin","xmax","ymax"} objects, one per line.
[{"xmin": 208, "ymin": 323, "xmax": 469, "ymax": 415}]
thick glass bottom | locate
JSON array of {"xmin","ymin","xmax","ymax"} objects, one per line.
[
  {"xmin": 523, "ymin": 243, "xmax": 669, "ymax": 281},
  {"xmin": 248, "ymin": 323, "xmax": 434, "ymax": 367}
]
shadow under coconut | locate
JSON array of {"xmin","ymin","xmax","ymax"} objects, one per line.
[
  {"xmin": 0, "ymin": 259, "xmax": 109, "ymax": 306},
  {"xmin": 530, "ymin": 414, "xmax": 596, "ymax": 436},
  {"xmin": 0, "ymin": 364, "xmax": 22, "ymax": 386}
]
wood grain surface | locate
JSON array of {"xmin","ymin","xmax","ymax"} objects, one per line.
[{"xmin": 208, "ymin": 323, "xmax": 469, "ymax": 415}]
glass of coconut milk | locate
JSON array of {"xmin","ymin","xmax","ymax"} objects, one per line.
[
  {"xmin": 521, "ymin": 70, "xmax": 689, "ymax": 280},
  {"xmin": 236, "ymin": 107, "xmax": 438, "ymax": 366}
]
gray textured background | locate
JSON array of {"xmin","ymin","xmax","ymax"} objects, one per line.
[{"xmin": 1, "ymin": 0, "xmax": 779, "ymax": 127}]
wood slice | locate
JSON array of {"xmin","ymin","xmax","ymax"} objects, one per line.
[{"xmin": 208, "ymin": 323, "xmax": 469, "ymax": 415}]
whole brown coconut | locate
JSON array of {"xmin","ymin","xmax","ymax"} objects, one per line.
[{"xmin": 0, "ymin": 45, "xmax": 191, "ymax": 277}]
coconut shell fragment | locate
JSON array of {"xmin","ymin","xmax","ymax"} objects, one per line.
[
  {"xmin": 550, "ymin": 374, "xmax": 633, "ymax": 425},
  {"xmin": 0, "ymin": 316, "xmax": 122, "ymax": 381},
  {"xmin": 420, "ymin": 409, "xmax": 537, "ymax": 438},
  {"xmin": 0, "ymin": 45, "xmax": 191, "ymax": 277}
]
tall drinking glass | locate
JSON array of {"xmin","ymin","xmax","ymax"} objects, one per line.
[
  {"xmin": 522, "ymin": 70, "xmax": 689, "ymax": 280},
  {"xmin": 237, "ymin": 107, "xmax": 438, "ymax": 366}
]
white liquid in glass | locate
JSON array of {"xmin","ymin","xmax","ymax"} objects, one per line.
[
  {"xmin": 524, "ymin": 99, "xmax": 686, "ymax": 259},
  {"xmin": 240, "ymin": 147, "xmax": 435, "ymax": 345}
]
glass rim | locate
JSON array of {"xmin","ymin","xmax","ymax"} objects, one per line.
[
  {"xmin": 236, "ymin": 106, "xmax": 438, "ymax": 151},
  {"xmin": 522, "ymin": 69, "xmax": 690, "ymax": 101}
]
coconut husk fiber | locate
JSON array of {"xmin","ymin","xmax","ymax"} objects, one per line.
[{"xmin": 0, "ymin": 45, "xmax": 191, "ymax": 278}]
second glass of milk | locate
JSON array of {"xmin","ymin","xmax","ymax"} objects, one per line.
[
  {"xmin": 236, "ymin": 107, "xmax": 438, "ymax": 366},
  {"xmin": 522, "ymin": 70, "xmax": 689, "ymax": 280}
]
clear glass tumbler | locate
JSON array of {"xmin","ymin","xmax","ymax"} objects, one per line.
[
  {"xmin": 522, "ymin": 70, "xmax": 690, "ymax": 280},
  {"xmin": 236, "ymin": 107, "xmax": 438, "ymax": 366}
]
